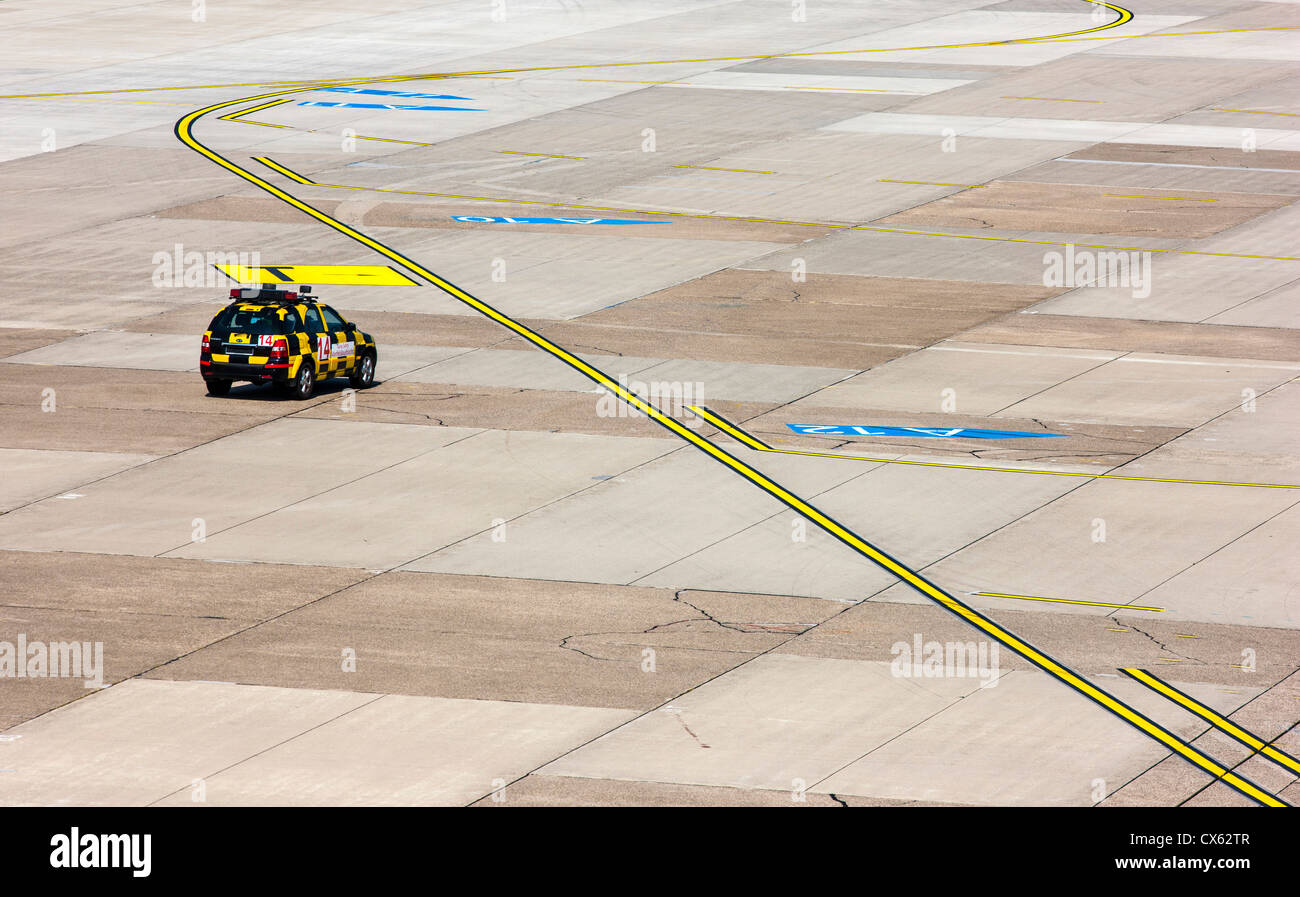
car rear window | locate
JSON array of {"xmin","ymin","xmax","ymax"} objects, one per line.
[{"xmin": 211, "ymin": 308, "xmax": 287, "ymax": 334}]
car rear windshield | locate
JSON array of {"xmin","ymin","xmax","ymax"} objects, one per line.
[{"xmin": 211, "ymin": 308, "xmax": 289, "ymax": 334}]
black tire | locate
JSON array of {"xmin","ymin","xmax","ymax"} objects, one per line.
[
  {"xmin": 349, "ymin": 352, "xmax": 376, "ymax": 389},
  {"xmin": 288, "ymin": 361, "xmax": 315, "ymax": 400},
  {"xmin": 205, "ymin": 377, "xmax": 232, "ymax": 397}
]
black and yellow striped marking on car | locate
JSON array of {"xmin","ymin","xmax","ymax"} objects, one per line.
[{"xmin": 173, "ymin": 1, "xmax": 1287, "ymax": 806}]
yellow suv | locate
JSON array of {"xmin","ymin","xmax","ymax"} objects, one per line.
[{"xmin": 200, "ymin": 285, "xmax": 377, "ymax": 399}]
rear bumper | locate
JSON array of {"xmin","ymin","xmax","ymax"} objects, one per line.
[{"xmin": 202, "ymin": 360, "xmax": 291, "ymax": 383}]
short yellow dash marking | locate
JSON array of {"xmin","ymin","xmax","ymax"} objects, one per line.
[
  {"xmin": 880, "ymin": 179, "xmax": 986, "ymax": 188},
  {"xmin": 495, "ymin": 150, "xmax": 585, "ymax": 159},
  {"xmin": 1003, "ymin": 95, "xmax": 1103, "ymax": 103},
  {"xmin": 1212, "ymin": 107, "xmax": 1299, "ymax": 117},
  {"xmin": 785, "ymin": 85, "xmax": 888, "ymax": 92},
  {"xmin": 1105, "ymin": 193, "xmax": 1218, "ymax": 202},
  {"xmin": 674, "ymin": 164, "xmax": 774, "ymax": 174}
]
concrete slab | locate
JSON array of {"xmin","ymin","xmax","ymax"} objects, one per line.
[
  {"xmin": 541, "ymin": 653, "xmax": 984, "ymax": 790},
  {"xmin": 0, "ymin": 447, "xmax": 155, "ymax": 512},
  {"xmin": 876, "ymin": 179, "xmax": 1294, "ymax": 239},
  {"xmin": 0, "ymin": 677, "xmax": 631, "ymax": 806},
  {"xmin": 792, "ymin": 342, "xmax": 1121, "ymax": 415},
  {"xmin": 1, "ymin": 330, "xmax": 201, "ymax": 372},
  {"xmin": 169, "ymin": 428, "xmax": 677, "ymax": 569},
  {"xmin": 406, "ymin": 446, "xmax": 869, "ymax": 585},
  {"xmin": 147, "ymin": 571, "xmax": 840, "ymax": 710},
  {"xmin": 1208, "ymin": 277, "xmax": 1300, "ymax": 329},
  {"xmin": 148, "ymin": 690, "xmax": 634, "ymax": 806},
  {"xmin": 999, "ymin": 352, "xmax": 1300, "ymax": 427},
  {"xmin": 882, "ymin": 477, "xmax": 1298, "ymax": 624},
  {"xmin": 0, "ymin": 418, "xmax": 478, "ymax": 556},
  {"xmin": 0, "ymin": 678, "xmax": 377, "ymax": 805},
  {"xmin": 636, "ymin": 461, "xmax": 1079, "ymax": 602},
  {"xmin": 815, "ymin": 671, "xmax": 1260, "ymax": 805},
  {"xmin": 959, "ymin": 313, "xmax": 1300, "ymax": 359}
]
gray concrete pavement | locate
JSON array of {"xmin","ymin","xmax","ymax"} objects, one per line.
[{"xmin": 1, "ymin": 0, "xmax": 1296, "ymax": 807}]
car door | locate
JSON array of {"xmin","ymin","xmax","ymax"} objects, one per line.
[
  {"xmin": 302, "ymin": 302, "xmax": 330, "ymax": 371},
  {"xmin": 320, "ymin": 305, "xmax": 356, "ymax": 372}
]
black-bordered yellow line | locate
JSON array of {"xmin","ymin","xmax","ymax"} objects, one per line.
[
  {"xmin": 1123, "ymin": 669, "xmax": 1300, "ymax": 777},
  {"xmin": 174, "ymin": 89, "xmax": 1286, "ymax": 812},
  {"xmin": 217, "ymin": 97, "xmax": 293, "ymax": 127},
  {"xmin": 686, "ymin": 405, "xmax": 1300, "ymax": 490},
  {"xmin": 253, "ymin": 156, "xmax": 316, "ymax": 185},
  {"xmin": 977, "ymin": 591, "xmax": 1165, "ymax": 612}
]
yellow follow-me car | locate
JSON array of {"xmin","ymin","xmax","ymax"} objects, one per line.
[{"xmin": 200, "ymin": 285, "xmax": 378, "ymax": 399}]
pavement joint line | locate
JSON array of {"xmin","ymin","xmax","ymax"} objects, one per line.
[
  {"xmin": 685, "ymin": 405, "xmax": 1300, "ymax": 490},
  {"xmin": 172, "ymin": 12, "xmax": 1292, "ymax": 803},
  {"xmin": 975, "ymin": 591, "xmax": 1164, "ymax": 612},
  {"xmin": 1122, "ymin": 669, "xmax": 1300, "ymax": 777}
]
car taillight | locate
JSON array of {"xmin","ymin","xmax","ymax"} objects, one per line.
[
  {"xmin": 201, "ymin": 333, "xmax": 210, "ymax": 352},
  {"xmin": 269, "ymin": 337, "xmax": 287, "ymax": 358}
]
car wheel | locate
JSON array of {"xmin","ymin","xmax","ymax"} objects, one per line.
[
  {"xmin": 205, "ymin": 377, "xmax": 232, "ymax": 397},
  {"xmin": 349, "ymin": 352, "xmax": 375, "ymax": 388},
  {"xmin": 290, "ymin": 361, "xmax": 315, "ymax": 400}
]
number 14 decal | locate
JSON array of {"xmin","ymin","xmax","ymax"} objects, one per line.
[{"xmin": 317, "ymin": 336, "xmax": 330, "ymax": 362}]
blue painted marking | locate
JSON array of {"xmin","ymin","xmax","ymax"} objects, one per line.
[
  {"xmin": 297, "ymin": 102, "xmax": 483, "ymax": 111},
  {"xmin": 452, "ymin": 216, "xmax": 654, "ymax": 225},
  {"xmin": 320, "ymin": 88, "xmax": 473, "ymax": 100},
  {"xmin": 788, "ymin": 425, "xmax": 1067, "ymax": 439}
]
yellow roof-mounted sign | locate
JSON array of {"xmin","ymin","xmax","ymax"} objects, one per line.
[{"xmin": 213, "ymin": 263, "xmax": 420, "ymax": 286}]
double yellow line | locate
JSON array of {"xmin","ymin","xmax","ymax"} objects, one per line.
[
  {"xmin": 1124, "ymin": 669, "xmax": 1300, "ymax": 778},
  {"xmin": 171, "ymin": 2, "xmax": 1288, "ymax": 808}
]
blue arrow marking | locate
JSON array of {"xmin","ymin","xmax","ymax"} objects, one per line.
[
  {"xmin": 788, "ymin": 425, "xmax": 1066, "ymax": 439},
  {"xmin": 297, "ymin": 102, "xmax": 483, "ymax": 111},
  {"xmin": 452, "ymin": 216, "xmax": 655, "ymax": 225},
  {"xmin": 319, "ymin": 88, "xmax": 473, "ymax": 100}
]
